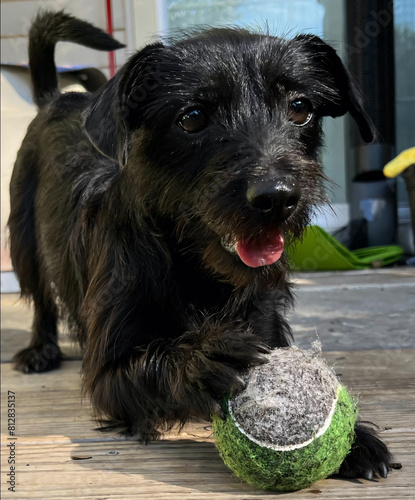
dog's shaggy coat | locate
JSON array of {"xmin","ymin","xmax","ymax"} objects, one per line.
[{"xmin": 8, "ymin": 11, "xmax": 394, "ymax": 479}]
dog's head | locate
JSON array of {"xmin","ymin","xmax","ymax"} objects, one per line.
[{"xmin": 83, "ymin": 29, "xmax": 375, "ymax": 287}]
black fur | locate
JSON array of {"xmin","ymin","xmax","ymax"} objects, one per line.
[{"xmin": 9, "ymin": 10, "xmax": 394, "ymax": 480}]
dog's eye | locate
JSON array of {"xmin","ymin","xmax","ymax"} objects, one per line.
[
  {"xmin": 177, "ymin": 109, "xmax": 208, "ymax": 133},
  {"xmin": 288, "ymin": 99, "xmax": 312, "ymax": 126}
]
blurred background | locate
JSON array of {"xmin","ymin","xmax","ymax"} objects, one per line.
[{"xmin": 1, "ymin": 0, "xmax": 414, "ymax": 289}]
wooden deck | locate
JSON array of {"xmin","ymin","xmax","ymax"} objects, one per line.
[{"xmin": 1, "ymin": 269, "xmax": 415, "ymax": 499}]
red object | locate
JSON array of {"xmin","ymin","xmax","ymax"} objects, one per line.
[{"xmin": 106, "ymin": 0, "xmax": 116, "ymax": 77}]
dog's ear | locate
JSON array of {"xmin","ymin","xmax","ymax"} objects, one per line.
[
  {"xmin": 82, "ymin": 73, "xmax": 122, "ymax": 161},
  {"xmin": 83, "ymin": 43, "xmax": 165, "ymax": 164},
  {"xmin": 295, "ymin": 34, "xmax": 377, "ymax": 143}
]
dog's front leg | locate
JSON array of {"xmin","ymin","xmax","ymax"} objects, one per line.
[{"xmin": 83, "ymin": 318, "xmax": 269, "ymax": 441}]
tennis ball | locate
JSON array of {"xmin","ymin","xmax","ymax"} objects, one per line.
[{"xmin": 212, "ymin": 345, "xmax": 357, "ymax": 492}]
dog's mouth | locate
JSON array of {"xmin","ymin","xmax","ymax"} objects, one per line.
[{"xmin": 220, "ymin": 229, "xmax": 285, "ymax": 268}]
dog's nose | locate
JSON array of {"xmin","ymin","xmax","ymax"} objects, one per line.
[{"xmin": 247, "ymin": 178, "xmax": 301, "ymax": 222}]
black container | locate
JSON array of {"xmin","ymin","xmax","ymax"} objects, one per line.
[
  {"xmin": 346, "ymin": 1, "xmax": 397, "ymax": 246},
  {"xmin": 345, "ymin": 0, "xmax": 395, "ymax": 172},
  {"xmin": 402, "ymin": 165, "xmax": 415, "ymax": 253},
  {"xmin": 350, "ymin": 171, "xmax": 397, "ymax": 246}
]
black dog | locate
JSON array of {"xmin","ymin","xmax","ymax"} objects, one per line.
[{"xmin": 9, "ymin": 10, "xmax": 393, "ymax": 479}]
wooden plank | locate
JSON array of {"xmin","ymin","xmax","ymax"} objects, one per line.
[
  {"xmin": 2, "ymin": 278, "xmax": 414, "ymax": 498},
  {"xmin": 2, "ymin": 350, "xmax": 414, "ymax": 440},
  {"xmin": 293, "ymin": 268, "xmax": 415, "ymax": 287},
  {"xmin": 2, "ymin": 348, "xmax": 414, "ymax": 499},
  {"xmin": 1, "ymin": 438, "xmax": 413, "ymax": 499}
]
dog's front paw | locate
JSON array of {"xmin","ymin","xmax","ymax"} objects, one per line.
[
  {"xmin": 193, "ymin": 327, "xmax": 270, "ymax": 401},
  {"xmin": 13, "ymin": 345, "xmax": 62, "ymax": 373},
  {"xmin": 210, "ymin": 328, "xmax": 270, "ymax": 368},
  {"xmin": 337, "ymin": 421, "xmax": 399, "ymax": 480}
]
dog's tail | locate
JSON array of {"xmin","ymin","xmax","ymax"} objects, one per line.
[{"xmin": 29, "ymin": 10, "xmax": 125, "ymax": 108}]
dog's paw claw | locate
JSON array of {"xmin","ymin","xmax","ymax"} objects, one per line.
[
  {"xmin": 363, "ymin": 463, "xmax": 389, "ymax": 480},
  {"xmin": 363, "ymin": 469, "xmax": 374, "ymax": 481},
  {"xmin": 379, "ymin": 463, "xmax": 388, "ymax": 478}
]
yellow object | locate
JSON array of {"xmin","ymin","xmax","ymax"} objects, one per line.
[{"xmin": 383, "ymin": 147, "xmax": 415, "ymax": 178}]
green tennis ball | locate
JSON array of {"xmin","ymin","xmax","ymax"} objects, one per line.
[{"xmin": 212, "ymin": 345, "xmax": 358, "ymax": 492}]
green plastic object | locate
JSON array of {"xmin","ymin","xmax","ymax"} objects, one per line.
[{"xmin": 287, "ymin": 226, "xmax": 403, "ymax": 271}]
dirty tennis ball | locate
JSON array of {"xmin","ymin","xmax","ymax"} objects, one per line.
[{"xmin": 212, "ymin": 345, "xmax": 357, "ymax": 492}]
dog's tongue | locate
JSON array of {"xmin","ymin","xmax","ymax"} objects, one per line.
[{"xmin": 236, "ymin": 230, "xmax": 284, "ymax": 268}]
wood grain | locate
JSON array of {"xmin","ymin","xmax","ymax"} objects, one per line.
[{"xmin": 1, "ymin": 278, "xmax": 414, "ymax": 498}]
